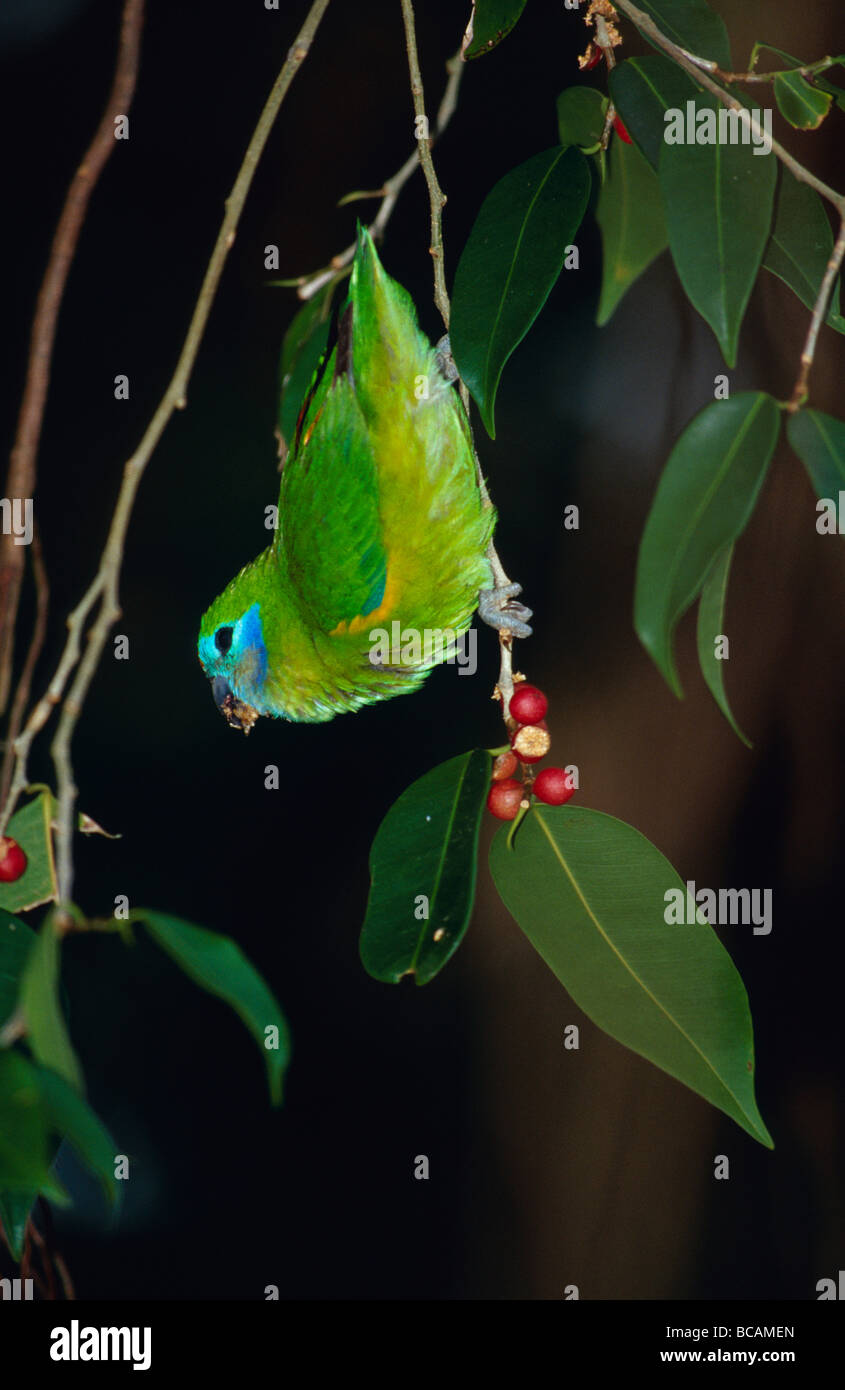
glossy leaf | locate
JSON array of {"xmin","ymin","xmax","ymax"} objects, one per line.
[
  {"xmin": 0, "ymin": 1051, "xmax": 67, "ymax": 1201},
  {"xmin": 451, "ymin": 147, "xmax": 590, "ymax": 436},
  {"xmin": 557, "ymin": 86, "xmax": 607, "ymax": 151},
  {"xmin": 596, "ymin": 132, "xmax": 668, "ymax": 325},
  {"xmin": 277, "ymin": 283, "xmax": 335, "ymax": 454},
  {"xmin": 0, "ymin": 910, "xmax": 36, "ymax": 1029},
  {"xmin": 490, "ymin": 805, "xmax": 772, "ymax": 1147},
  {"xmin": 18, "ymin": 917, "xmax": 83, "ymax": 1092},
  {"xmin": 659, "ymin": 108, "xmax": 777, "ymax": 365},
  {"xmin": 635, "ymin": 393, "xmax": 781, "ymax": 695},
  {"xmin": 787, "ymin": 409, "xmax": 845, "ymax": 505},
  {"xmin": 140, "ymin": 912, "xmax": 290, "ymax": 1104},
  {"xmin": 609, "ymin": 55, "xmax": 700, "ymax": 171},
  {"xmin": 463, "ymin": 0, "xmax": 527, "ymax": 59},
  {"xmin": 773, "ymin": 70, "xmax": 832, "ymax": 129},
  {"xmin": 0, "ymin": 792, "xmax": 57, "ymax": 914},
  {"xmin": 763, "ymin": 171, "xmax": 844, "ymax": 331},
  {"xmin": 0, "ymin": 1189, "xmax": 35, "ymax": 1261},
  {"xmin": 696, "ymin": 545, "xmax": 751, "ymax": 746},
  {"xmin": 633, "ymin": 0, "xmax": 730, "ymax": 69},
  {"xmin": 36, "ymin": 1064, "xmax": 118, "ymax": 1205},
  {"xmin": 360, "ymin": 750, "xmax": 490, "ymax": 985}
]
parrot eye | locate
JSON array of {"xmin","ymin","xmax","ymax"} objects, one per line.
[{"xmin": 214, "ymin": 626, "xmax": 234, "ymax": 655}]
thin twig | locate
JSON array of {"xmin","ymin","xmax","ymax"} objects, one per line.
[
  {"xmin": 0, "ymin": 527, "xmax": 48, "ymax": 808},
  {"xmin": 612, "ymin": 0, "xmax": 845, "ymax": 410},
  {"xmin": 790, "ymin": 216, "xmax": 845, "ymax": 410},
  {"xmin": 0, "ymin": 0, "xmax": 146, "ymax": 715},
  {"xmin": 296, "ymin": 46, "xmax": 464, "ymax": 303},
  {"xmin": 400, "ymin": 0, "xmax": 451, "ymax": 328},
  {"xmin": 0, "ymin": 0, "xmax": 333, "ymax": 900}
]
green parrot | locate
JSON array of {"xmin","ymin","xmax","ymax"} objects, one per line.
[{"xmin": 198, "ymin": 227, "xmax": 531, "ymax": 729}]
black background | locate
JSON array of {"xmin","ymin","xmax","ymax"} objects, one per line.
[{"xmin": 1, "ymin": 0, "xmax": 844, "ymax": 1301}]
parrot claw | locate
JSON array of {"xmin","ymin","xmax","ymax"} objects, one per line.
[
  {"xmin": 434, "ymin": 334, "xmax": 460, "ymax": 384},
  {"xmin": 478, "ymin": 583, "xmax": 533, "ymax": 638}
]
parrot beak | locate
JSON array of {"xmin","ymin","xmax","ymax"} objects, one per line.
[{"xmin": 210, "ymin": 675, "xmax": 259, "ymax": 734}]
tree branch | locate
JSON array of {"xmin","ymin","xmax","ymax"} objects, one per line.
[
  {"xmin": 610, "ymin": 0, "xmax": 845, "ymax": 410},
  {"xmin": 0, "ymin": 0, "xmax": 333, "ymax": 907},
  {"xmin": 399, "ymin": 0, "xmax": 451, "ymax": 329},
  {"xmin": 0, "ymin": 0, "xmax": 146, "ymax": 716},
  {"xmin": 295, "ymin": 47, "xmax": 464, "ymax": 301}
]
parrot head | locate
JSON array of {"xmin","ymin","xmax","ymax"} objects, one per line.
[{"xmin": 198, "ymin": 560, "xmax": 273, "ymax": 733}]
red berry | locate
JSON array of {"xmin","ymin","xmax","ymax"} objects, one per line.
[
  {"xmin": 511, "ymin": 720, "xmax": 550, "ymax": 764},
  {"xmin": 509, "ymin": 684, "xmax": 548, "ymax": 725},
  {"xmin": 533, "ymin": 767, "xmax": 575, "ymax": 806},
  {"xmin": 613, "ymin": 114, "xmax": 633, "ymax": 144},
  {"xmin": 487, "ymin": 779, "xmax": 525, "ymax": 821},
  {"xmin": 0, "ymin": 837, "xmax": 27, "ymax": 883},
  {"xmin": 583, "ymin": 43, "xmax": 604, "ymax": 70},
  {"xmin": 492, "ymin": 750, "xmax": 518, "ymax": 781}
]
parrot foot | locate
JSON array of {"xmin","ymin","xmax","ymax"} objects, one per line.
[
  {"xmin": 478, "ymin": 583, "xmax": 533, "ymax": 638},
  {"xmin": 434, "ymin": 334, "xmax": 460, "ymax": 384}
]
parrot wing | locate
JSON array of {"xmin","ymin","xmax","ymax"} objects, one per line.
[{"xmin": 279, "ymin": 365, "xmax": 388, "ymax": 636}]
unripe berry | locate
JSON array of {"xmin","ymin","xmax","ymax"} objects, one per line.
[
  {"xmin": 0, "ymin": 837, "xmax": 27, "ymax": 883},
  {"xmin": 511, "ymin": 720, "xmax": 550, "ymax": 764},
  {"xmin": 533, "ymin": 767, "xmax": 575, "ymax": 806},
  {"xmin": 509, "ymin": 683, "xmax": 548, "ymax": 725},
  {"xmin": 487, "ymin": 779, "xmax": 525, "ymax": 821},
  {"xmin": 492, "ymin": 750, "xmax": 518, "ymax": 781}
]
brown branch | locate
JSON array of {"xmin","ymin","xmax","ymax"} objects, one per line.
[
  {"xmin": 295, "ymin": 45, "xmax": 464, "ymax": 303},
  {"xmin": 400, "ymin": 0, "xmax": 451, "ymax": 329},
  {"xmin": 611, "ymin": 0, "xmax": 845, "ymax": 409},
  {"xmin": 0, "ymin": 527, "xmax": 48, "ymax": 808},
  {"xmin": 0, "ymin": 0, "xmax": 146, "ymax": 715},
  {"xmin": 789, "ymin": 216, "xmax": 845, "ymax": 410},
  {"xmin": 0, "ymin": 0, "xmax": 333, "ymax": 902}
]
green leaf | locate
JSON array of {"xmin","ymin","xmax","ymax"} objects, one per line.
[
  {"xmin": 0, "ymin": 792, "xmax": 57, "ymax": 913},
  {"xmin": 659, "ymin": 103, "xmax": 777, "ymax": 365},
  {"xmin": 696, "ymin": 545, "xmax": 751, "ymax": 746},
  {"xmin": 0, "ymin": 910, "xmax": 36, "ymax": 1029},
  {"xmin": 463, "ymin": 0, "xmax": 527, "ymax": 60},
  {"xmin": 140, "ymin": 912, "xmax": 291, "ymax": 1105},
  {"xmin": 787, "ymin": 409, "xmax": 845, "ymax": 506},
  {"xmin": 635, "ymin": 393, "xmax": 781, "ymax": 695},
  {"xmin": 490, "ymin": 805, "xmax": 772, "ymax": 1147},
  {"xmin": 276, "ymin": 283, "xmax": 335, "ymax": 453},
  {"xmin": 35, "ymin": 1065, "xmax": 118, "ymax": 1206},
  {"xmin": 773, "ymin": 70, "xmax": 833, "ymax": 128},
  {"xmin": 360, "ymin": 750, "xmax": 490, "ymax": 985},
  {"xmin": 556, "ymin": 86, "xmax": 608, "ymax": 151},
  {"xmin": 763, "ymin": 171, "xmax": 845, "ymax": 332},
  {"xmin": 596, "ymin": 132, "xmax": 668, "ymax": 325},
  {"xmin": 632, "ymin": 0, "xmax": 731, "ymax": 69},
  {"xmin": 0, "ymin": 1189, "xmax": 35, "ymax": 1261},
  {"xmin": 0, "ymin": 1051, "xmax": 67, "ymax": 1201},
  {"xmin": 451, "ymin": 147, "xmax": 590, "ymax": 437},
  {"xmin": 609, "ymin": 55, "xmax": 701, "ymax": 172},
  {"xmin": 18, "ymin": 918, "xmax": 83, "ymax": 1092}
]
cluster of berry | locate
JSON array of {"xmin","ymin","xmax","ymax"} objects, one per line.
[{"xmin": 487, "ymin": 683, "xmax": 575, "ymax": 821}]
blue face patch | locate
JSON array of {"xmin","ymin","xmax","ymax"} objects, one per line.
[{"xmin": 198, "ymin": 602, "xmax": 269, "ymax": 706}]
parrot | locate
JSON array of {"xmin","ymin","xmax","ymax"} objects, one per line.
[{"xmin": 197, "ymin": 226, "xmax": 531, "ymax": 729}]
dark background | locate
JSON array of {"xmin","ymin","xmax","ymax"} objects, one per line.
[{"xmin": 1, "ymin": 0, "xmax": 843, "ymax": 1299}]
